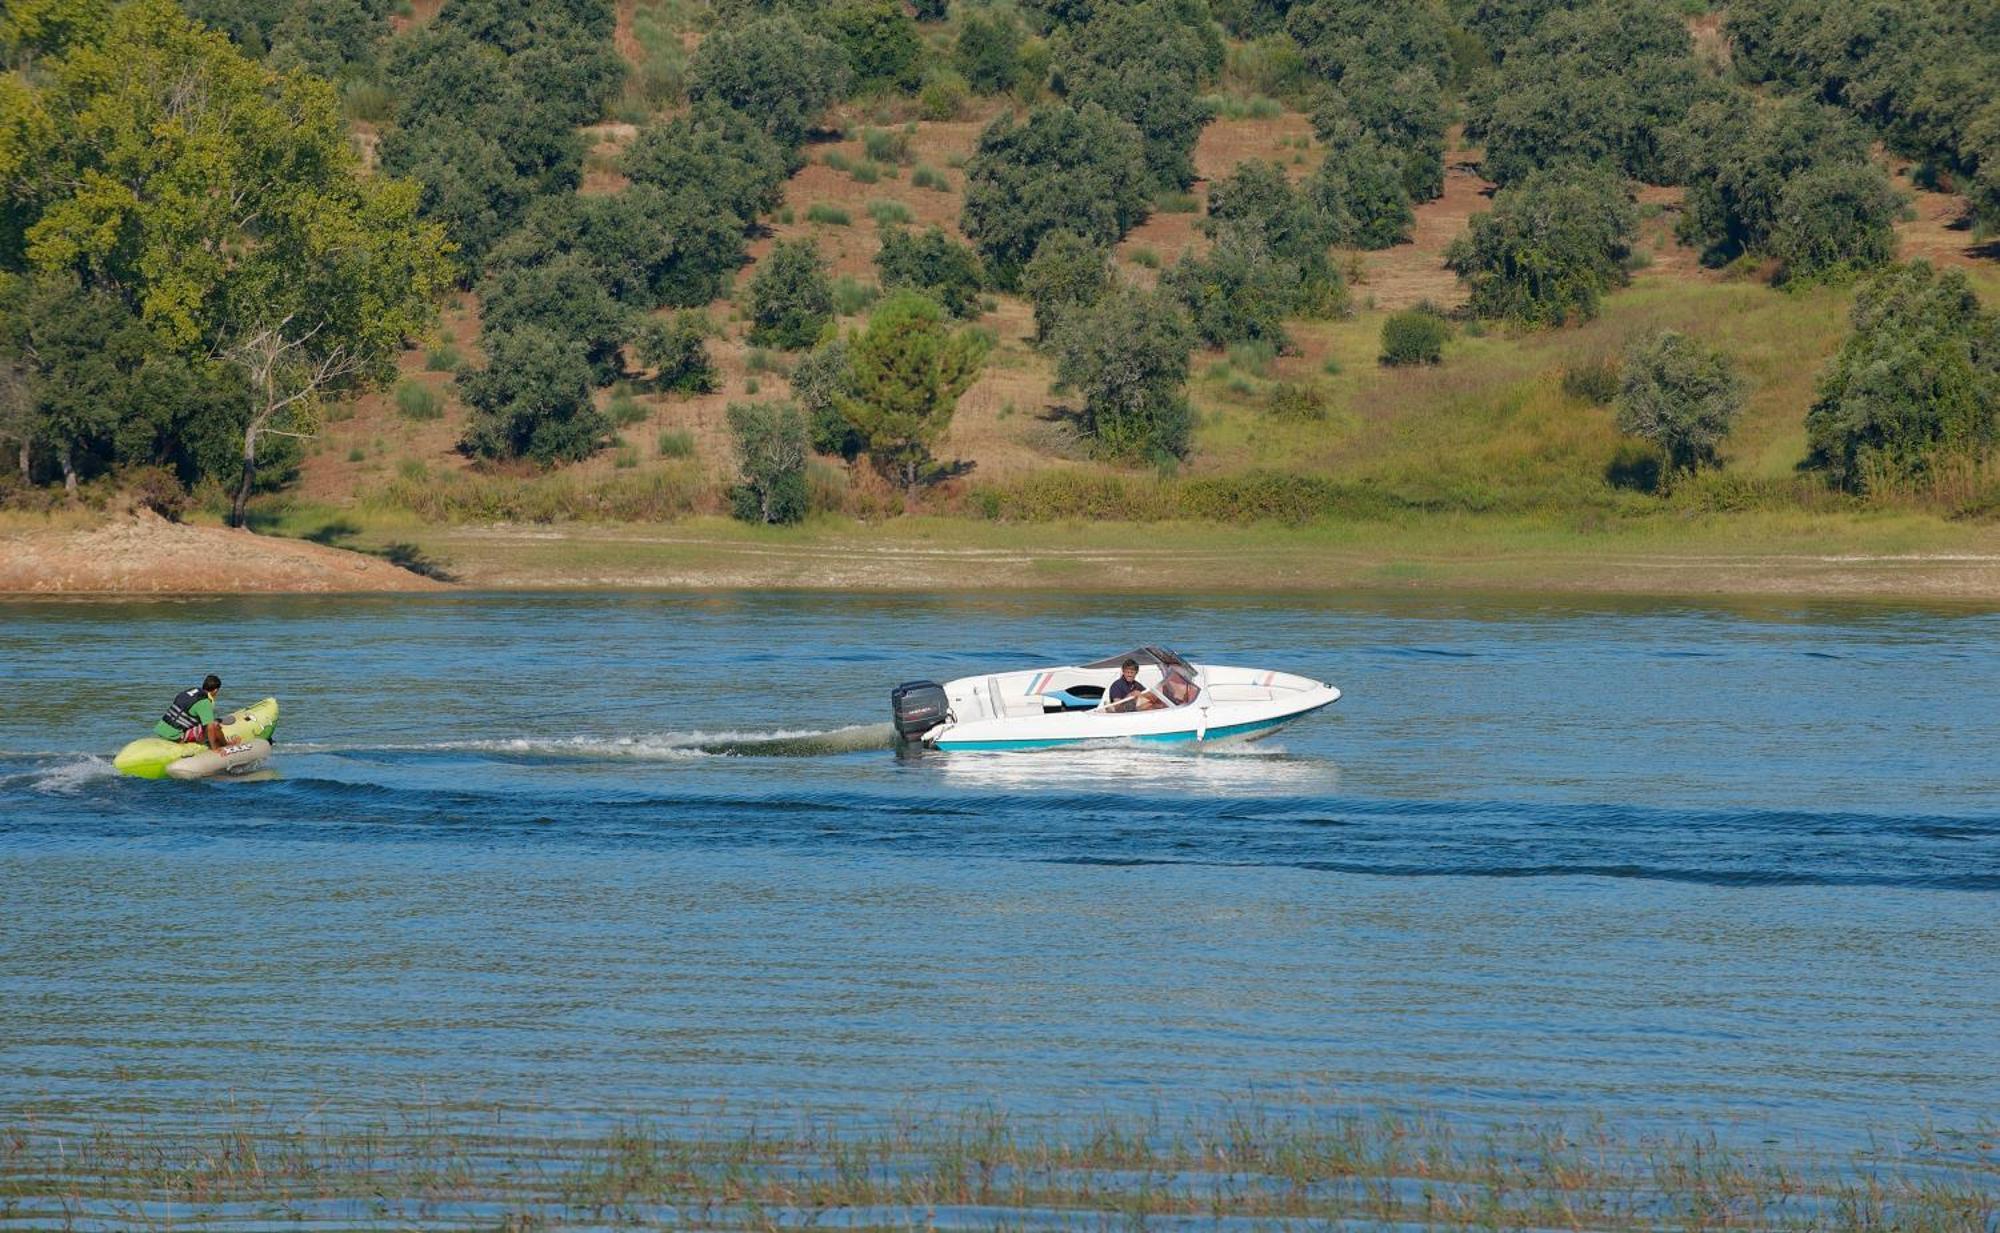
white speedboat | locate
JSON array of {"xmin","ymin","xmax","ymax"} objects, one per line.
[{"xmin": 891, "ymin": 646, "xmax": 1339, "ymax": 751}]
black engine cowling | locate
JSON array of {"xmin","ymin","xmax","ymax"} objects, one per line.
[{"xmin": 891, "ymin": 680, "xmax": 949, "ymax": 742}]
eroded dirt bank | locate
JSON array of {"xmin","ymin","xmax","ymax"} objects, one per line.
[{"xmin": 0, "ymin": 512, "xmax": 443, "ymax": 594}]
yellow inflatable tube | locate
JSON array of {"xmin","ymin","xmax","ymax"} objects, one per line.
[{"xmin": 113, "ymin": 698, "xmax": 280, "ymax": 779}]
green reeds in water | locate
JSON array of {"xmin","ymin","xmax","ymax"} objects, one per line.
[{"xmin": 1, "ymin": 1104, "xmax": 1994, "ymax": 1230}]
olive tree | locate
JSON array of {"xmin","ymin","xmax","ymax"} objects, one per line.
[
  {"xmin": 726, "ymin": 400, "xmax": 810, "ymax": 523},
  {"xmin": 1805, "ymin": 262, "xmax": 2000, "ymax": 492},
  {"xmin": 1051, "ymin": 285, "xmax": 1196, "ymax": 461},
  {"xmin": 1021, "ymin": 230, "xmax": 1114, "ymax": 344},
  {"xmin": 960, "ymin": 104, "xmax": 1151, "ymax": 288},
  {"xmin": 1615, "ymin": 331, "xmax": 1745, "ymax": 480},
  {"xmin": 1444, "ymin": 164, "xmax": 1638, "ymax": 328},
  {"xmin": 689, "ymin": 14, "xmax": 850, "ymax": 145},
  {"xmin": 748, "ymin": 239, "xmax": 835, "ymax": 350}
]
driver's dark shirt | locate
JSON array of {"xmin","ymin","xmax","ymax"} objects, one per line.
[{"xmin": 1108, "ymin": 677, "xmax": 1142, "ymax": 704}]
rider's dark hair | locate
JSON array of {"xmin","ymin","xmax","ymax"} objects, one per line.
[
  {"xmin": 202, "ymin": 674, "xmax": 222, "ymax": 692},
  {"xmin": 1121, "ymin": 659, "xmax": 1138, "ymax": 671}
]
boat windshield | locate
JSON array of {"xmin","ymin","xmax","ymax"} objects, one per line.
[{"xmin": 1083, "ymin": 646, "xmax": 1195, "ymax": 672}]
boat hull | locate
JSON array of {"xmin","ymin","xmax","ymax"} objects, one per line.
[
  {"xmin": 921, "ymin": 663, "xmax": 1338, "ymax": 752},
  {"xmin": 113, "ymin": 698, "xmax": 280, "ymax": 779}
]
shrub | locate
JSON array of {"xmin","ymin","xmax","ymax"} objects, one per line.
[
  {"xmin": 614, "ymin": 441, "xmax": 640, "ymax": 468},
  {"xmin": 423, "ymin": 341, "xmax": 462, "ymax": 372},
  {"xmin": 862, "ymin": 127, "xmax": 913, "ymax": 165},
  {"xmin": 688, "ymin": 15, "xmax": 850, "ymax": 146},
  {"xmin": 956, "ymin": 8, "xmax": 1024, "ymax": 93},
  {"xmin": 1130, "ymin": 247, "xmax": 1160, "ymax": 269},
  {"xmin": 1615, "ymin": 331, "xmax": 1745, "ymax": 479},
  {"xmin": 633, "ymin": 311, "xmax": 720, "ymax": 394},
  {"xmin": 867, "ymin": 199, "xmax": 915, "ymax": 227},
  {"xmin": 1266, "ymin": 382, "xmax": 1329, "ymax": 420},
  {"xmin": 1445, "ymin": 164, "xmax": 1638, "ymax": 328},
  {"xmin": 919, "ymin": 69, "xmax": 970, "ymax": 120},
  {"xmin": 912, "ymin": 164, "xmax": 950, "ymax": 192},
  {"xmin": 657, "ymin": 427, "xmax": 696, "ymax": 458},
  {"xmin": 1769, "ymin": 161, "xmax": 1903, "ymax": 287},
  {"xmin": 832, "ymin": 275, "xmax": 880, "ymax": 316},
  {"xmin": 1378, "ymin": 310, "xmax": 1448, "ymax": 365},
  {"xmin": 394, "ymin": 379, "xmax": 444, "ymax": 420},
  {"xmin": 458, "ymin": 326, "xmax": 610, "ymax": 464},
  {"xmin": 874, "ymin": 226, "xmax": 986, "ymax": 318},
  {"xmin": 607, "ymin": 391, "xmax": 648, "ymax": 427},
  {"xmin": 960, "ymin": 103, "xmax": 1152, "ymax": 288},
  {"xmin": 726, "ymin": 400, "xmax": 811, "ymax": 524},
  {"xmin": 1021, "ymin": 230, "xmax": 1114, "ymax": 344},
  {"xmin": 836, "ymin": 291, "xmax": 991, "ymax": 495},
  {"xmin": 1051, "ymin": 285, "xmax": 1196, "ymax": 460},
  {"xmin": 1562, "ymin": 358, "xmax": 1623, "ymax": 406},
  {"xmin": 1805, "ymin": 262, "xmax": 2000, "ymax": 492},
  {"xmin": 806, "ymin": 203, "xmax": 853, "ymax": 226}
]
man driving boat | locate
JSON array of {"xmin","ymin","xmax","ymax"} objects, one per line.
[{"xmin": 1106, "ymin": 659, "xmax": 1160, "ymax": 712}]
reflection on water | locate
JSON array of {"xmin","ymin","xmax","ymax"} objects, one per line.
[{"xmin": 2, "ymin": 592, "xmax": 1998, "ymax": 1151}]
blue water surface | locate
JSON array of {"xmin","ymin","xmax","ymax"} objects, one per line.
[{"xmin": 2, "ymin": 592, "xmax": 1997, "ymax": 1148}]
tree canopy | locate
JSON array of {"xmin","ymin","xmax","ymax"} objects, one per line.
[{"xmin": 960, "ymin": 103, "xmax": 1151, "ymax": 288}]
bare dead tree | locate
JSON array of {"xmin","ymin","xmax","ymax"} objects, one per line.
[{"xmin": 219, "ymin": 314, "xmax": 368, "ymax": 528}]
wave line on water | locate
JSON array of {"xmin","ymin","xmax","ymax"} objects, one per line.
[{"xmin": 292, "ymin": 723, "xmax": 902, "ymax": 760}]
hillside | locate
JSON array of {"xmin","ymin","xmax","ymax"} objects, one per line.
[{"xmin": 290, "ymin": 4, "xmax": 1999, "ymax": 534}]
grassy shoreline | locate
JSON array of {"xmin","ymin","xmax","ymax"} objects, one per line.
[
  {"xmin": 4, "ymin": 1103, "xmax": 1994, "ymax": 1230},
  {"xmin": 245, "ymin": 505, "xmax": 2000, "ymax": 601}
]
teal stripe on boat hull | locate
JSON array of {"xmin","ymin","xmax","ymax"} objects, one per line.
[{"xmin": 932, "ymin": 706, "xmax": 1324, "ymax": 752}]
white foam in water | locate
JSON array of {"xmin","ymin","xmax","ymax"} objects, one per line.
[
  {"xmin": 26, "ymin": 755, "xmax": 116, "ymax": 795},
  {"xmin": 295, "ymin": 724, "xmax": 900, "ymax": 760}
]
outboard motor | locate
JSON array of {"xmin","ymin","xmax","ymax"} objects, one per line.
[{"xmin": 891, "ymin": 680, "xmax": 950, "ymax": 745}]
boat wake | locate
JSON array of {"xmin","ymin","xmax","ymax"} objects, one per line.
[{"xmin": 297, "ymin": 723, "xmax": 902, "ymax": 762}]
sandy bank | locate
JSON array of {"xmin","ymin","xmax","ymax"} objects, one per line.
[{"xmin": 0, "ymin": 512, "xmax": 443, "ymax": 594}]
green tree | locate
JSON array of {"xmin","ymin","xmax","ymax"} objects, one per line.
[
  {"xmin": 458, "ymin": 325, "xmax": 608, "ymax": 464},
  {"xmin": 1805, "ymin": 262, "xmax": 2000, "ymax": 492},
  {"xmin": 749, "ymin": 239, "xmax": 835, "ymax": 349},
  {"xmin": 1164, "ymin": 228, "xmax": 1295, "ymax": 349},
  {"xmin": 1051, "ymin": 284, "xmax": 1195, "ymax": 460},
  {"xmin": 875, "ymin": 226, "xmax": 986, "ymax": 318},
  {"xmin": 791, "ymin": 338, "xmax": 863, "ymax": 458},
  {"xmin": 689, "ymin": 14, "xmax": 850, "ymax": 146},
  {"xmin": 1310, "ymin": 131, "xmax": 1415, "ymax": 249},
  {"xmin": 634, "ymin": 312, "xmax": 718, "ymax": 394},
  {"xmin": 621, "ymin": 103, "xmax": 793, "ymax": 226},
  {"xmin": 1284, "ymin": 0, "xmax": 1452, "ymax": 85},
  {"xmin": 1615, "ymin": 331, "xmax": 1745, "ymax": 479},
  {"xmin": 726, "ymin": 400, "xmax": 810, "ymax": 523},
  {"xmin": 0, "ymin": 278, "xmax": 149, "ymax": 492},
  {"xmin": 1020, "ymin": 230, "xmax": 1113, "ymax": 344},
  {"xmin": 1471, "ymin": 0, "xmax": 1703, "ymax": 186},
  {"xmin": 478, "ymin": 254, "xmax": 632, "ymax": 383},
  {"xmin": 1444, "ymin": 163, "xmax": 1637, "ymax": 327},
  {"xmin": 1668, "ymin": 93, "xmax": 1874, "ymax": 265},
  {"xmin": 836, "ymin": 291, "xmax": 989, "ymax": 497},
  {"xmin": 1311, "ymin": 67, "xmax": 1448, "ymax": 202},
  {"xmin": 1769, "ymin": 161, "xmax": 1903, "ymax": 288},
  {"xmin": 954, "ymin": 8, "xmax": 1024, "ymax": 93},
  {"xmin": 1052, "ymin": 0, "xmax": 1220, "ymax": 191},
  {"xmin": 266, "ymin": 0, "xmax": 389, "ymax": 82},
  {"xmin": 960, "ymin": 103, "xmax": 1151, "ymax": 288},
  {"xmin": 1203, "ymin": 159, "xmax": 1343, "ymax": 311},
  {"xmin": 489, "ymin": 186, "xmax": 746, "ymax": 310},
  {"xmin": 828, "ymin": 0, "xmax": 923, "ymax": 94},
  {"xmin": 14, "ymin": 0, "xmax": 450, "ymax": 523}
]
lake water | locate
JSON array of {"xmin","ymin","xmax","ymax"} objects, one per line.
[{"xmin": 3, "ymin": 592, "xmax": 1997, "ymax": 1151}]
